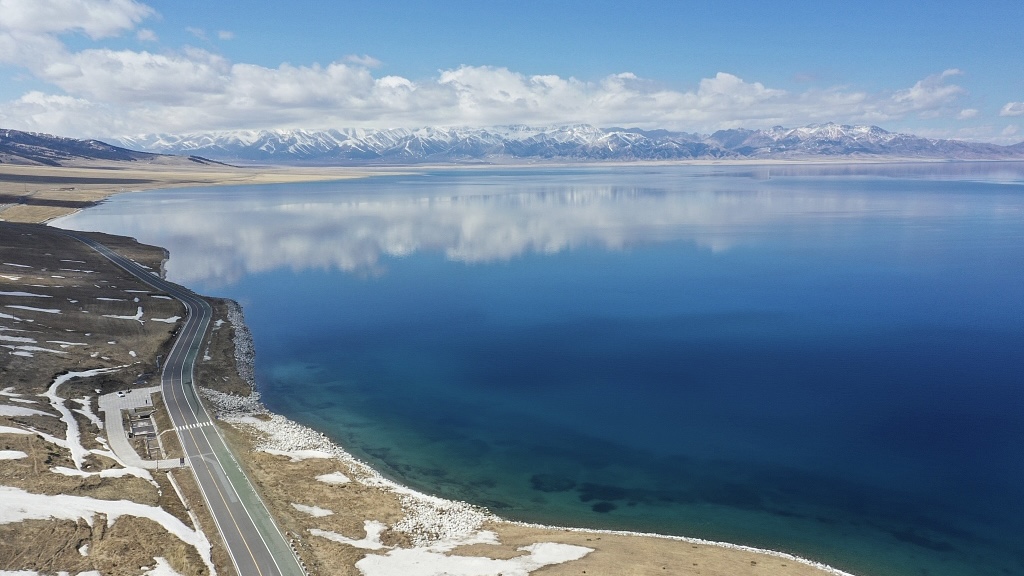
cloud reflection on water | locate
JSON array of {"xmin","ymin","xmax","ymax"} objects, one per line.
[{"xmin": 56, "ymin": 167, "xmax": 1022, "ymax": 287}]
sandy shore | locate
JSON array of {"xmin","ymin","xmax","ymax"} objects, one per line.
[{"xmin": 0, "ymin": 161, "xmax": 395, "ymax": 223}]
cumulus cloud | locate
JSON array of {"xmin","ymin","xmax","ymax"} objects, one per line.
[
  {"xmin": 0, "ymin": 59, "xmax": 977, "ymax": 138},
  {"xmin": 0, "ymin": 0, "xmax": 985, "ymax": 139},
  {"xmin": 891, "ymin": 69, "xmax": 965, "ymax": 118},
  {"xmin": 1000, "ymin": 102, "xmax": 1024, "ymax": 117}
]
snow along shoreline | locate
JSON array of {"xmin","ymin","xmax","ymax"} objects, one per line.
[{"xmin": 209, "ymin": 300, "xmax": 859, "ymax": 576}]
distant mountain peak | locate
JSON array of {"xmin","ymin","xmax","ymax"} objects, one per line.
[{"xmin": 26, "ymin": 123, "xmax": 1024, "ymax": 166}]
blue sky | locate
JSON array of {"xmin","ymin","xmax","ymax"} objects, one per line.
[{"xmin": 1, "ymin": 0, "xmax": 1022, "ymax": 141}]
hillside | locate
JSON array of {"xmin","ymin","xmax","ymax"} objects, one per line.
[{"xmin": 0, "ymin": 129, "xmax": 228, "ymax": 167}]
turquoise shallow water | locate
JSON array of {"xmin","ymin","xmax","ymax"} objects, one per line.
[{"xmin": 57, "ymin": 164, "xmax": 1024, "ymax": 576}]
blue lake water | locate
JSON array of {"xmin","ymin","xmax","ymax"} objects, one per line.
[{"xmin": 57, "ymin": 164, "xmax": 1024, "ymax": 576}]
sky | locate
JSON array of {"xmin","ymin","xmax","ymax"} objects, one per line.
[{"xmin": 0, "ymin": 0, "xmax": 1022, "ymax": 142}]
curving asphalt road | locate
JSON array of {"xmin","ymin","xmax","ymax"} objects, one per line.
[{"xmin": 65, "ymin": 230, "xmax": 304, "ymax": 576}]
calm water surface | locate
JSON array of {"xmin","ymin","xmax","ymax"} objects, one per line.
[{"xmin": 57, "ymin": 164, "xmax": 1024, "ymax": 576}]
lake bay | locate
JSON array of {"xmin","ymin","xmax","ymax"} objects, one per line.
[{"xmin": 57, "ymin": 164, "xmax": 1024, "ymax": 576}]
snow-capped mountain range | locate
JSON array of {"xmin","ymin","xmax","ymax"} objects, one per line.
[{"xmin": 109, "ymin": 123, "xmax": 1024, "ymax": 164}]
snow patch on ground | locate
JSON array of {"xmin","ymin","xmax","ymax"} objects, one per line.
[
  {"xmin": 291, "ymin": 502, "xmax": 334, "ymax": 517},
  {"xmin": 359, "ymin": 542, "xmax": 592, "ymax": 576},
  {"xmin": 0, "ymin": 405, "xmax": 54, "ymax": 417},
  {"xmin": 47, "ymin": 340, "xmax": 87, "ymax": 346},
  {"xmin": 312, "ymin": 520, "xmax": 389, "ymax": 550},
  {"xmin": 316, "ymin": 471, "xmax": 351, "ymax": 485},
  {"xmin": 103, "ymin": 306, "xmax": 144, "ymax": 323},
  {"xmin": 150, "ymin": 316, "xmax": 181, "ymax": 323},
  {"xmin": 0, "ymin": 450, "xmax": 28, "ymax": 460},
  {"xmin": 72, "ymin": 397, "xmax": 103, "ymax": 430},
  {"xmin": 314, "ymin": 527, "xmax": 592, "ymax": 576},
  {"xmin": 0, "ymin": 334, "xmax": 37, "ymax": 343},
  {"xmin": 0, "ymin": 425, "xmax": 31, "ymax": 435},
  {"xmin": 0, "ymin": 486, "xmax": 215, "ymax": 575},
  {"xmin": 50, "ymin": 466, "xmax": 144, "ymax": 480},
  {"xmin": 45, "ymin": 367, "xmax": 124, "ymax": 470},
  {"xmin": 5, "ymin": 305, "xmax": 60, "ymax": 314},
  {"xmin": 262, "ymin": 448, "xmax": 333, "ymax": 462},
  {"xmin": 2, "ymin": 344, "xmax": 66, "ymax": 355},
  {"xmin": 0, "ymin": 291, "xmax": 51, "ymax": 298}
]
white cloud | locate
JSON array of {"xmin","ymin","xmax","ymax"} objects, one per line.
[
  {"xmin": 39, "ymin": 48, "xmax": 231, "ymax": 104},
  {"xmin": 0, "ymin": 60, "xmax": 979, "ymax": 138},
  {"xmin": 217, "ymin": 30, "xmax": 234, "ymax": 40},
  {"xmin": 957, "ymin": 108, "xmax": 978, "ymax": 120},
  {"xmin": 0, "ymin": 5, "xmax": 987, "ymax": 139},
  {"xmin": 136, "ymin": 27, "xmax": 156, "ymax": 42},
  {"xmin": 0, "ymin": 0, "xmax": 153, "ymax": 39},
  {"xmin": 1000, "ymin": 102, "xmax": 1024, "ymax": 117},
  {"xmin": 345, "ymin": 54, "xmax": 382, "ymax": 68},
  {"xmin": 891, "ymin": 69, "xmax": 965, "ymax": 117}
]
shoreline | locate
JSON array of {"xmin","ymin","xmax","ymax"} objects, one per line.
[
  {"xmin": 7, "ymin": 157, "xmax": 1023, "ymax": 224},
  {"xmin": 211, "ymin": 300, "xmax": 858, "ymax": 576},
  {"xmin": 0, "ymin": 162, "xmax": 403, "ymax": 224},
  {"xmin": 0, "ymin": 162, "xmax": 879, "ymax": 574}
]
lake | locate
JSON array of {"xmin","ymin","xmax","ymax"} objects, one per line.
[{"xmin": 56, "ymin": 163, "xmax": 1024, "ymax": 576}]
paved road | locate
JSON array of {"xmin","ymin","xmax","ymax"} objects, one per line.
[{"xmin": 65, "ymin": 230, "xmax": 304, "ymax": 576}]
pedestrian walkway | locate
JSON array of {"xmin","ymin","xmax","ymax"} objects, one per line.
[
  {"xmin": 176, "ymin": 421, "xmax": 213, "ymax": 432},
  {"xmin": 97, "ymin": 386, "xmax": 184, "ymax": 470}
]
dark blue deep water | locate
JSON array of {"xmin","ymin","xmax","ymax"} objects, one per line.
[{"xmin": 58, "ymin": 164, "xmax": 1024, "ymax": 576}]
